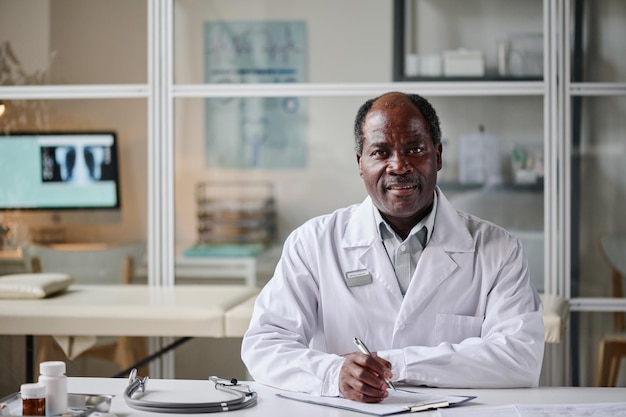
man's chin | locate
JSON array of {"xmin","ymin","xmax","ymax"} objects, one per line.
[{"xmin": 382, "ymin": 202, "xmax": 421, "ymax": 218}]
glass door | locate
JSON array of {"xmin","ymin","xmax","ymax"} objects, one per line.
[{"xmin": 566, "ymin": 0, "xmax": 626, "ymax": 386}]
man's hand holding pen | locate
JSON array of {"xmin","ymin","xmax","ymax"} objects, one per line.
[{"xmin": 338, "ymin": 345, "xmax": 394, "ymax": 403}]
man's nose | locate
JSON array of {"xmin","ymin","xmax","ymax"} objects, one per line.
[{"xmin": 387, "ymin": 152, "xmax": 411, "ymax": 173}]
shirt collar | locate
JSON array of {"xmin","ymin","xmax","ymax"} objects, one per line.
[{"xmin": 375, "ymin": 191, "xmax": 438, "ymax": 244}]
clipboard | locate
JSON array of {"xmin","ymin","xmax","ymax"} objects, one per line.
[{"xmin": 277, "ymin": 388, "xmax": 475, "ymax": 415}]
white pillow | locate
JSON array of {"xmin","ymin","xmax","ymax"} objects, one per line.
[{"xmin": 0, "ymin": 273, "xmax": 74, "ymax": 299}]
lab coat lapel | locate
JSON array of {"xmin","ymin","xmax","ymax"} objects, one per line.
[
  {"xmin": 399, "ymin": 189, "xmax": 475, "ymax": 320},
  {"xmin": 343, "ymin": 197, "xmax": 404, "ymax": 301}
]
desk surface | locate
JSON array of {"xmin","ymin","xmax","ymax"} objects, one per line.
[
  {"xmin": 66, "ymin": 377, "xmax": 626, "ymax": 417},
  {"xmin": 0, "ymin": 284, "xmax": 258, "ymax": 337}
]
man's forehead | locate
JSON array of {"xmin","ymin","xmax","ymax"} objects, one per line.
[
  {"xmin": 365, "ymin": 107, "xmax": 426, "ymax": 131},
  {"xmin": 368, "ymin": 94, "xmax": 422, "ymax": 119},
  {"xmin": 365, "ymin": 110, "xmax": 386, "ymax": 127}
]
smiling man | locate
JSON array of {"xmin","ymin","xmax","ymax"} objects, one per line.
[{"xmin": 242, "ymin": 92, "xmax": 544, "ymax": 403}]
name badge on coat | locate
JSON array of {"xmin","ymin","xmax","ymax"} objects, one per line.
[{"xmin": 345, "ymin": 269, "xmax": 372, "ymax": 287}]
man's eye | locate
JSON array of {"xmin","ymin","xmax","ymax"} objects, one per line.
[
  {"xmin": 408, "ymin": 147, "xmax": 423, "ymax": 154},
  {"xmin": 373, "ymin": 150, "xmax": 387, "ymax": 156}
]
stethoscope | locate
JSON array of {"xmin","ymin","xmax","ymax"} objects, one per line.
[{"xmin": 124, "ymin": 368, "xmax": 258, "ymax": 413}]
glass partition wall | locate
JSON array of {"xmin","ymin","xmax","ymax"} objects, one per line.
[{"xmin": 565, "ymin": 0, "xmax": 626, "ymax": 386}]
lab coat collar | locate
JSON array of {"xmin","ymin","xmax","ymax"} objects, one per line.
[
  {"xmin": 342, "ymin": 187, "xmax": 476, "ymax": 303},
  {"xmin": 342, "ymin": 187, "xmax": 474, "ymax": 253},
  {"xmin": 429, "ymin": 187, "xmax": 475, "ymax": 252},
  {"xmin": 342, "ymin": 195, "xmax": 402, "ymax": 298},
  {"xmin": 342, "ymin": 195, "xmax": 380, "ymax": 248}
]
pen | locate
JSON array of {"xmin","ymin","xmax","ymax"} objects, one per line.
[{"xmin": 353, "ymin": 337, "xmax": 397, "ymax": 391}]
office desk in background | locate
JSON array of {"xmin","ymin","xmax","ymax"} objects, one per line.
[
  {"xmin": 0, "ymin": 284, "xmax": 259, "ymax": 381},
  {"xmin": 63, "ymin": 377, "xmax": 626, "ymax": 417}
]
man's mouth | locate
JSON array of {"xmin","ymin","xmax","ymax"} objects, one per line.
[
  {"xmin": 385, "ymin": 178, "xmax": 420, "ymax": 191},
  {"xmin": 386, "ymin": 183, "xmax": 417, "ymax": 190}
]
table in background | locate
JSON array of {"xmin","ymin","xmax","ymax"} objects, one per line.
[{"xmin": 0, "ymin": 284, "xmax": 259, "ymax": 381}]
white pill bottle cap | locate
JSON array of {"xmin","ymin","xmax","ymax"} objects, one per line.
[
  {"xmin": 20, "ymin": 382, "xmax": 46, "ymax": 398},
  {"xmin": 40, "ymin": 361, "xmax": 66, "ymax": 376}
]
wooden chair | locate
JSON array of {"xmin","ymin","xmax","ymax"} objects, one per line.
[
  {"xmin": 21, "ymin": 243, "xmax": 147, "ymax": 377},
  {"xmin": 595, "ymin": 235, "xmax": 626, "ymax": 387}
]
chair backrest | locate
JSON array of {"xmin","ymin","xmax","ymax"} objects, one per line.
[
  {"xmin": 21, "ymin": 243, "xmax": 146, "ymax": 285},
  {"xmin": 599, "ymin": 235, "xmax": 626, "ymax": 332}
]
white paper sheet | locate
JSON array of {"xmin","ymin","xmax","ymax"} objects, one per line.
[{"xmin": 436, "ymin": 402, "xmax": 626, "ymax": 417}]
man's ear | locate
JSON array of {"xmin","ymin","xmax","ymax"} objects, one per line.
[
  {"xmin": 356, "ymin": 153, "xmax": 365, "ymax": 177},
  {"xmin": 436, "ymin": 143, "xmax": 443, "ymax": 171}
]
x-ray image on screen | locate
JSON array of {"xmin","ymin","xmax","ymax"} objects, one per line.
[
  {"xmin": 0, "ymin": 132, "xmax": 120, "ymax": 210},
  {"xmin": 41, "ymin": 145, "xmax": 115, "ymax": 184}
]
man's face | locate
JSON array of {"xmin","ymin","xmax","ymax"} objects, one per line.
[{"xmin": 357, "ymin": 94, "xmax": 442, "ymax": 227}]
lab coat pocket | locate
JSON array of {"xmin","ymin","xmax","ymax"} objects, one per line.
[{"xmin": 434, "ymin": 313, "xmax": 483, "ymax": 345}]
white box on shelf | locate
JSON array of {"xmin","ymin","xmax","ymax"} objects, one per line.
[{"xmin": 443, "ymin": 49, "xmax": 485, "ymax": 77}]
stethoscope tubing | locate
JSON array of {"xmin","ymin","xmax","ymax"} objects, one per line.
[{"xmin": 123, "ymin": 369, "xmax": 258, "ymax": 413}]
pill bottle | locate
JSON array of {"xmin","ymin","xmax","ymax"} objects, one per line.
[
  {"xmin": 38, "ymin": 361, "xmax": 67, "ymax": 416},
  {"xmin": 21, "ymin": 382, "xmax": 46, "ymax": 416}
]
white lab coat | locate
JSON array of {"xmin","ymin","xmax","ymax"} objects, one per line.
[{"xmin": 242, "ymin": 188, "xmax": 544, "ymax": 396}]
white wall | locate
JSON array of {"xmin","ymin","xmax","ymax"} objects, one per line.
[{"xmin": 0, "ymin": 0, "xmax": 50, "ymax": 73}]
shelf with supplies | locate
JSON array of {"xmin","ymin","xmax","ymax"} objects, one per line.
[
  {"xmin": 393, "ymin": 0, "xmax": 545, "ymax": 83},
  {"xmin": 172, "ymin": 181, "xmax": 279, "ymax": 287},
  {"xmin": 193, "ymin": 181, "xmax": 277, "ymax": 248}
]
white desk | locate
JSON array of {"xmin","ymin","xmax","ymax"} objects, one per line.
[
  {"xmin": 0, "ymin": 284, "xmax": 258, "ymax": 337},
  {"xmin": 63, "ymin": 377, "xmax": 626, "ymax": 417},
  {"xmin": 0, "ymin": 284, "xmax": 259, "ymax": 381}
]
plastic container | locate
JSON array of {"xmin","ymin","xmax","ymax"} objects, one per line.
[
  {"xmin": 38, "ymin": 361, "xmax": 67, "ymax": 416},
  {"xmin": 20, "ymin": 382, "xmax": 46, "ymax": 416}
]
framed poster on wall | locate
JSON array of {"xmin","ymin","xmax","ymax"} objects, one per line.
[{"xmin": 204, "ymin": 21, "xmax": 307, "ymax": 169}]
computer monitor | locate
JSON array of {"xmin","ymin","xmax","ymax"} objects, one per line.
[{"xmin": 0, "ymin": 132, "xmax": 121, "ymax": 211}]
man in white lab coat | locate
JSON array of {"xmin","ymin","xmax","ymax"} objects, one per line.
[{"xmin": 241, "ymin": 92, "xmax": 544, "ymax": 403}]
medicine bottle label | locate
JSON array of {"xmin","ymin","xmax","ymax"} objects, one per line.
[
  {"xmin": 22, "ymin": 397, "xmax": 46, "ymax": 416},
  {"xmin": 21, "ymin": 382, "xmax": 47, "ymax": 417}
]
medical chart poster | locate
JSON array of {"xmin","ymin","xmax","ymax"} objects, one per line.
[{"xmin": 203, "ymin": 21, "xmax": 307, "ymax": 169}]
